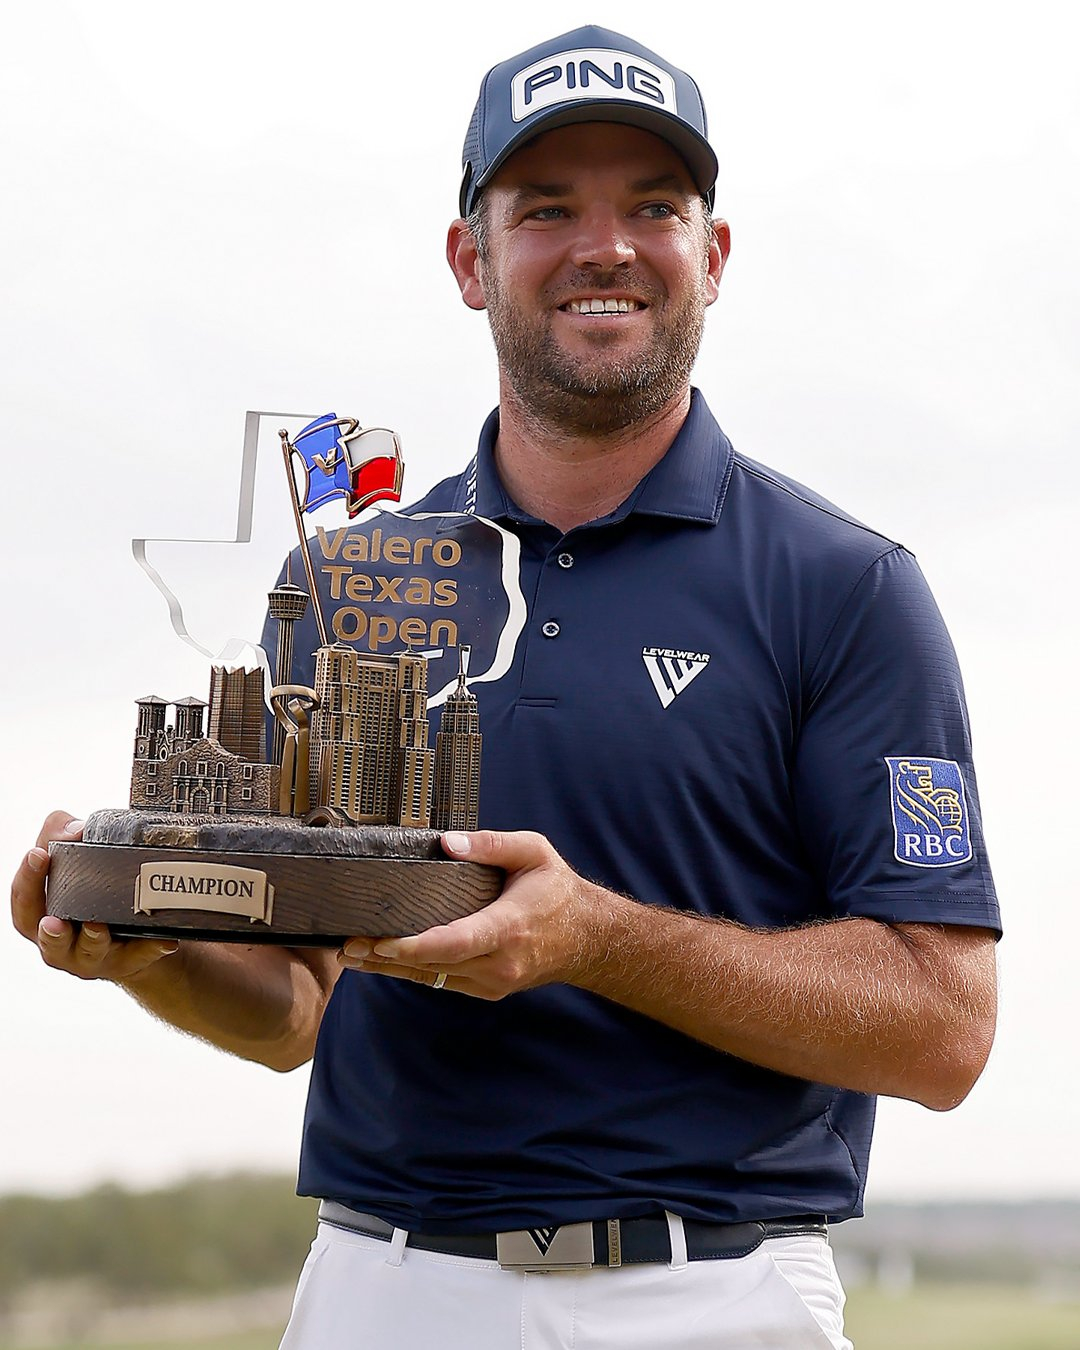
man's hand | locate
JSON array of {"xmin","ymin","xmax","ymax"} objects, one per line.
[
  {"xmin": 339, "ymin": 829, "xmax": 607, "ymax": 998},
  {"xmin": 11, "ymin": 811, "xmax": 179, "ymax": 983},
  {"xmin": 13, "ymin": 809, "xmax": 338, "ymax": 1069}
]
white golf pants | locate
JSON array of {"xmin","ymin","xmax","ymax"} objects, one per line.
[{"xmin": 279, "ymin": 1215, "xmax": 853, "ymax": 1348}]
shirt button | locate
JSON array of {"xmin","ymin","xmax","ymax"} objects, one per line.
[
  {"xmin": 556, "ymin": 552, "xmax": 575, "ymax": 569},
  {"xmin": 541, "ymin": 621, "xmax": 560, "ymax": 638}
]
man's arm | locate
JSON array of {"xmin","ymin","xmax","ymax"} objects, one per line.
[
  {"xmin": 11, "ymin": 812, "xmax": 339, "ymax": 1072},
  {"xmin": 342, "ymin": 829, "xmax": 997, "ymax": 1112}
]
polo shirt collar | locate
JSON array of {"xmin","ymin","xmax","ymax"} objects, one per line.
[{"xmin": 455, "ymin": 388, "xmax": 733, "ymax": 527}]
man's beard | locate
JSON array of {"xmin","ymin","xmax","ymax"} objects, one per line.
[{"xmin": 483, "ymin": 268, "xmax": 708, "ymax": 437}]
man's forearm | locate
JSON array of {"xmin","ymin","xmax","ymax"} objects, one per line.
[
  {"xmin": 344, "ymin": 831, "xmax": 998, "ymax": 1108},
  {"xmin": 573, "ymin": 895, "xmax": 997, "ymax": 1110},
  {"xmin": 120, "ymin": 940, "xmax": 338, "ymax": 1072}
]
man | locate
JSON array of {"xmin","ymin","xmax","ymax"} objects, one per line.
[{"xmin": 13, "ymin": 26, "xmax": 999, "ymax": 1350}]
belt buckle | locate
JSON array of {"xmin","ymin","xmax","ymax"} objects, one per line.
[{"xmin": 496, "ymin": 1222, "xmax": 595, "ymax": 1271}]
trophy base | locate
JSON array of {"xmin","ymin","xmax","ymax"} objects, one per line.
[{"xmin": 46, "ymin": 809, "xmax": 502, "ymax": 946}]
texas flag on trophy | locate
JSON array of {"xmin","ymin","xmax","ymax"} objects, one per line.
[{"xmin": 290, "ymin": 413, "xmax": 404, "ymax": 518}]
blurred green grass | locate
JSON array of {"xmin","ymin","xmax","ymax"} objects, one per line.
[
  {"xmin": 28, "ymin": 1337, "xmax": 279, "ymax": 1350},
  {"xmin": 845, "ymin": 1283, "xmax": 1080, "ymax": 1350}
]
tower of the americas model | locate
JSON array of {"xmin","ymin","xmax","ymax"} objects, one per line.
[{"xmin": 267, "ymin": 579, "xmax": 310, "ymax": 764}]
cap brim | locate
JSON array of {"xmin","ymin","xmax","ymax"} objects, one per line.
[{"xmin": 464, "ymin": 102, "xmax": 718, "ymax": 216}]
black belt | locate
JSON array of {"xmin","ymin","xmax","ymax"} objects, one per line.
[{"xmin": 318, "ymin": 1200, "xmax": 827, "ymax": 1271}]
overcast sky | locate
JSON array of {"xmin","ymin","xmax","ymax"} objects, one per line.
[{"xmin": 1, "ymin": 0, "xmax": 1077, "ymax": 1203}]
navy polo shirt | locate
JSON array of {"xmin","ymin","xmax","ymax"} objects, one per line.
[{"xmin": 292, "ymin": 390, "xmax": 999, "ymax": 1230}]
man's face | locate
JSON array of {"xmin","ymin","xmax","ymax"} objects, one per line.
[{"xmin": 451, "ymin": 123, "xmax": 727, "ymax": 437}]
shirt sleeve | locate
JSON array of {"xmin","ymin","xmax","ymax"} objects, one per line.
[{"xmin": 792, "ymin": 545, "xmax": 1001, "ymax": 933}]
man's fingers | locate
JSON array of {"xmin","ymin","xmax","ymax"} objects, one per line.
[
  {"xmin": 74, "ymin": 923, "xmax": 114, "ymax": 971},
  {"xmin": 38, "ymin": 916, "xmax": 107, "ymax": 977},
  {"xmin": 37, "ymin": 915, "xmax": 78, "ymax": 967},
  {"xmin": 442, "ymin": 831, "xmax": 475, "ymax": 858},
  {"xmin": 339, "ymin": 954, "xmax": 488, "ymax": 999},
  {"xmin": 341, "ymin": 956, "xmax": 446, "ymax": 986},
  {"xmin": 14, "ymin": 812, "xmax": 83, "ymax": 943},
  {"xmin": 441, "ymin": 828, "xmax": 552, "ymax": 870},
  {"xmin": 11, "ymin": 849, "xmax": 52, "ymax": 940},
  {"xmin": 340, "ymin": 915, "xmax": 500, "ymax": 975},
  {"xmin": 110, "ymin": 937, "xmax": 182, "ymax": 981},
  {"xmin": 35, "ymin": 812, "xmax": 84, "ymax": 851},
  {"xmin": 36, "ymin": 915, "xmax": 177, "ymax": 980},
  {"xmin": 365, "ymin": 908, "xmax": 504, "ymax": 967}
]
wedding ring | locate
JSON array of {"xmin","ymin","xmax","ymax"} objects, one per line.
[{"xmin": 432, "ymin": 971, "xmax": 448, "ymax": 990}]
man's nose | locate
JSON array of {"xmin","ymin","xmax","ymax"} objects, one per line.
[{"xmin": 569, "ymin": 207, "xmax": 637, "ymax": 270}]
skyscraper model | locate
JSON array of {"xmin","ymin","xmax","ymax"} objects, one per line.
[
  {"xmin": 432, "ymin": 646, "xmax": 482, "ymax": 831},
  {"xmin": 208, "ymin": 666, "xmax": 265, "ymax": 762},
  {"xmin": 310, "ymin": 646, "xmax": 436, "ymax": 829}
]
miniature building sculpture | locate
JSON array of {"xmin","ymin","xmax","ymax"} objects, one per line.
[
  {"xmin": 130, "ymin": 645, "xmax": 483, "ymax": 829},
  {"xmin": 432, "ymin": 647, "xmax": 482, "ymax": 831},
  {"xmin": 131, "ymin": 670, "xmax": 278, "ymax": 815},
  {"xmin": 311, "ymin": 646, "xmax": 436, "ymax": 827},
  {"xmin": 391, "ymin": 654, "xmax": 437, "ymax": 829},
  {"xmin": 133, "ymin": 696, "xmax": 171, "ymax": 762},
  {"xmin": 267, "ymin": 581, "xmax": 310, "ymax": 764},
  {"xmin": 133, "ymin": 694, "xmax": 209, "ymax": 763},
  {"xmin": 208, "ymin": 666, "xmax": 265, "ymax": 762},
  {"xmin": 173, "ymin": 696, "xmax": 207, "ymax": 744}
]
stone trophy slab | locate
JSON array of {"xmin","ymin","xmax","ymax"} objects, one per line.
[
  {"xmin": 44, "ymin": 412, "xmax": 525, "ymax": 947},
  {"xmin": 48, "ymin": 811, "xmax": 503, "ymax": 947}
]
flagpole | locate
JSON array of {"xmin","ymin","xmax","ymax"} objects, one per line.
[{"xmin": 279, "ymin": 429, "xmax": 330, "ymax": 648}]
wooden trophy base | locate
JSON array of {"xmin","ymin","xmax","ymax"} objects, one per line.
[{"xmin": 46, "ymin": 809, "xmax": 503, "ymax": 947}]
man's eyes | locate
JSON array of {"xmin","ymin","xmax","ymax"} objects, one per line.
[
  {"xmin": 638, "ymin": 202, "xmax": 677, "ymax": 219},
  {"xmin": 523, "ymin": 202, "xmax": 679, "ymax": 222}
]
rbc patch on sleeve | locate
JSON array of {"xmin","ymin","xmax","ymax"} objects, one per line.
[{"xmin": 885, "ymin": 757, "xmax": 973, "ymax": 867}]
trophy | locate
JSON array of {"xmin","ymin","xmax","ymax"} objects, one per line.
[{"xmin": 46, "ymin": 413, "xmax": 522, "ymax": 945}]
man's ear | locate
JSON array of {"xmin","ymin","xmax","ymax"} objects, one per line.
[
  {"xmin": 705, "ymin": 218, "xmax": 731, "ymax": 306},
  {"xmin": 447, "ymin": 220, "xmax": 487, "ymax": 311}
]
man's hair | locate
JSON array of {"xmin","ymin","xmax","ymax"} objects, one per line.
[
  {"xmin": 465, "ymin": 190, "xmax": 715, "ymax": 264},
  {"xmin": 465, "ymin": 197, "xmax": 490, "ymax": 262}
]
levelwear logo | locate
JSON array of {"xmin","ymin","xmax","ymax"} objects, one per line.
[
  {"xmin": 528, "ymin": 1228, "xmax": 559, "ymax": 1255},
  {"xmin": 642, "ymin": 647, "xmax": 711, "ymax": 708},
  {"xmin": 511, "ymin": 48, "xmax": 678, "ymax": 122},
  {"xmin": 885, "ymin": 757, "xmax": 973, "ymax": 868}
]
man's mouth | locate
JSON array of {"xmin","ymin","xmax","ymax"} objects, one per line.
[{"xmin": 562, "ymin": 298, "xmax": 644, "ymax": 315}]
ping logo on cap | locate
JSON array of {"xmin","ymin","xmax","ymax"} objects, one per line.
[
  {"xmin": 885, "ymin": 757, "xmax": 973, "ymax": 868},
  {"xmin": 511, "ymin": 48, "xmax": 678, "ymax": 123}
]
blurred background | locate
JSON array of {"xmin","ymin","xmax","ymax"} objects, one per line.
[{"xmin": 1, "ymin": 1, "xmax": 1077, "ymax": 1345}]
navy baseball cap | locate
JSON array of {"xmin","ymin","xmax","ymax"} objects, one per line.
[{"xmin": 460, "ymin": 25, "xmax": 718, "ymax": 217}]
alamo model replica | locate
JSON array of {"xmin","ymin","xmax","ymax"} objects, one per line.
[{"xmin": 45, "ymin": 414, "xmax": 508, "ymax": 945}]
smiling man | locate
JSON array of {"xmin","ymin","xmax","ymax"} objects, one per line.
[
  {"xmin": 12, "ymin": 25, "xmax": 1000, "ymax": 1350},
  {"xmin": 457, "ymin": 121, "xmax": 724, "ymax": 443},
  {"xmin": 447, "ymin": 118, "xmax": 727, "ymax": 528}
]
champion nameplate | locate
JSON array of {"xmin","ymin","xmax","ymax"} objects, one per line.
[{"xmin": 134, "ymin": 861, "xmax": 274, "ymax": 923}]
